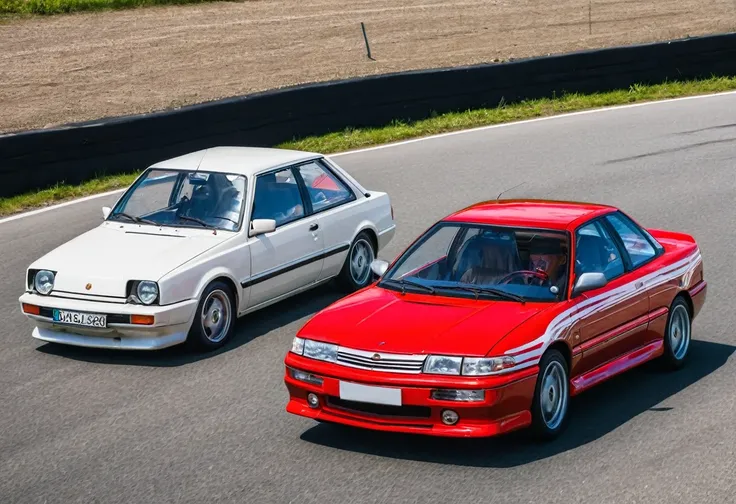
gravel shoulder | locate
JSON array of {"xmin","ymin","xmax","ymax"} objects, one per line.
[{"xmin": 0, "ymin": 0, "xmax": 734, "ymax": 134}]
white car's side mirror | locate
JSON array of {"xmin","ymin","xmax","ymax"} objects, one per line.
[
  {"xmin": 102, "ymin": 206, "xmax": 111, "ymax": 219},
  {"xmin": 249, "ymin": 219, "xmax": 276, "ymax": 237},
  {"xmin": 370, "ymin": 259, "xmax": 389, "ymax": 278}
]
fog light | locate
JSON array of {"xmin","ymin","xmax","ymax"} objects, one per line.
[
  {"xmin": 431, "ymin": 389, "xmax": 485, "ymax": 402},
  {"xmin": 307, "ymin": 393, "xmax": 320, "ymax": 409},
  {"xmin": 441, "ymin": 409, "xmax": 459, "ymax": 425},
  {"xmin": 289, "ymin": 367, "xmax": 323, "ymax": 386}
]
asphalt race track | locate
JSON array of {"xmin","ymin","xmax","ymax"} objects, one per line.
[{"xmin": 2, "ymin": 93, "xmax": 736, "ymax": 504}]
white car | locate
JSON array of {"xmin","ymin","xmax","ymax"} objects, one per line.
[{"xmin": 18, "ymin": 147, "xmax": 395, "ymax": 351}]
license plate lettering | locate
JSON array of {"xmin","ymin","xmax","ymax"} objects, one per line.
[{"xmin": 52, "ymin": 309, "xmax": 107, "ymax": 328}]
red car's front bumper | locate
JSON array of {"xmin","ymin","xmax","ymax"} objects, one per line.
[{"xmin": 283, "ymin": 353, "xmax": 538, "ymax": 438}]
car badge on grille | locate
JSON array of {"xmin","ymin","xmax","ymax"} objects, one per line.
[
  {"xmin": 85, "ymin": 283, "xmax": 92, "ymax": 290},
  {"xmin": 371, "ymin": 353, "xmax": 382, "ymax": 361}
]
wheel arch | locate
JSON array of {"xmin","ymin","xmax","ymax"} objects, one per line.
[
  {"xmin": 675, "ymin": 289, "xmax": 694, "ymax": 318},
  {"xmin": 545, "ymin": 340, "xmax": 573, "ymax": 372},
  {"xmin": 195, "ymin": 269, "xmax": 241, "ymax": 309},
  {"xmin": 356, "ymin": 226, "xmax": 378, "ymax": 252}
]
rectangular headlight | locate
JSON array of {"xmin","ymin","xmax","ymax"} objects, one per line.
[
  {"xmin": 291, "ymin": 336, "xmax": 305, "ymax": 355},
  {"xmin": 462, "ymin": 356, "xmax": 516, "ymax": 375},
  {"xmin": 431, "ymin": 389, "xmax": 485, "ymax": 402},
  {"xmin": 303, "ymin": 339, "xmax": 338, "ymax": 363},
  {"xmin": 423, "ymin": 355, "xmax": 462, "ymax": 375}
]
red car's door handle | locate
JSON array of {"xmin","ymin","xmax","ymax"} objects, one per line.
[{"xmin": 635, "ymin": 281, "xmax": 644, "ymax": 289}]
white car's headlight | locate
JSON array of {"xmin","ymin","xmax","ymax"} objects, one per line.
[
  {"xmin": 462, "ymin": 356, "xmax": 516, "ymax": 375},
  {"xmin": 136, "ymin": 281, "xmax": 159, "ymax": 305},
  {"xmin": 34, "ymin": 270, "xmax": 55, "ymax": 295},
  {"xmin": 302, "ymin": 339, "xmax": 338, "ymax": 363},
  {"xmin": 423, "ymin": 355, "xmax": 463, "ymax": 375}
]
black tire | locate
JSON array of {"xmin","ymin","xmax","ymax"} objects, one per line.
[
  {"xmin": 336, "ymin": 231, "xmax": 376, "ymax": 292},
  {"xmin": 530, "ymin": 349, "xmax": 570, "ymax": 441},
  {"xmin": 660, "ymin": 296, "xmax": 692, "ymax": 370},
  {"xmin": 186, "ymin": 281, "xmax": 236, "ymax": 352}
]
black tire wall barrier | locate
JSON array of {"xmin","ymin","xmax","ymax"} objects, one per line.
[{"xmin": 2, "ymin": 32, "xmax": 736, "ymax": 198}]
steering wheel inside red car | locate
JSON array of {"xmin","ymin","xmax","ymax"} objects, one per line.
[{"xmin": 499, "ymin": 269, "xmax": 549, "ymax": 286}]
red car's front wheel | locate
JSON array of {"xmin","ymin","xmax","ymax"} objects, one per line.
[{"xmin": 530, "ymin": 348, "xmax": 570, "ymax": 441}]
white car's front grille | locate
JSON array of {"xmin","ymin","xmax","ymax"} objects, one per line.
[{"xmin": 336, "ymin": 347, "xmax": 426, "ymax": 374}]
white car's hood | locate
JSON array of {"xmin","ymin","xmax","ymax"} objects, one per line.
[{"xmin": 30, "ymin": 223, "xmax": 233, "ymax": 298}]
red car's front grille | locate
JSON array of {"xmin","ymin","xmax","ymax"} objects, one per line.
[
  {"xmin": 326, "ymin": 397, "xmax": 432, "ymax": 419},
  {"xmin": 336, "ymin": 347, "xmax": 427, "ymax": 374}
]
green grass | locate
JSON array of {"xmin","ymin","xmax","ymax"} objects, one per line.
[
  {"xmin": 0, "ymin": 0, "xmax": 231, "ymax": 15},
  {"xmin": 2, "ymin": 75, "xmax": 736, "ymax": 217}
]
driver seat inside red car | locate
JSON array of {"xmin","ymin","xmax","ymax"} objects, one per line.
[{"xmin": 456, "ymin": 234, "xmax": 521, "ymax": 285}]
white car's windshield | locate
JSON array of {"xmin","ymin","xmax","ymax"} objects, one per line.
[
  {"xmin": 380, "ymin": 222, "xmax": 570, "ymax": 302},
  {"xmin": 110, "ymin": 169, "xmax": 246, "ymax": 232}
]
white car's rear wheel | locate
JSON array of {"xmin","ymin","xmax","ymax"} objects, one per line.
[
  {"xmin": 187, "ymin": 281, "xmax": 236, "ymax": 351},
  {"xmin": 337, "ymin": 231, "xmax": 376, "ymax": 292}
]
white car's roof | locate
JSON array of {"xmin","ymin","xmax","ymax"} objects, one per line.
[{"xmin": 149, "ymin": 146, "xmax": 322, "ymax": 177}]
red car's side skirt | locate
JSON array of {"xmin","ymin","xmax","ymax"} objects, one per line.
[{"xmin": 569, "ymin": 340, "xmax": 664, "ymax": 396}]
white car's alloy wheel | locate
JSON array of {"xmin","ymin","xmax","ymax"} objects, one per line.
[
  {"xmin": 349, "ymin": 237, "xmax": 374, "ymax": 287},
  {"xmin": 201, "ymin": 289, "xmax": 232, "ymax": 344},
  {"xmin": 337, "ymin": 231, "xmax": 376, "ymax": 292},
  {"xmin": 188, "ymin": 281, "xmax": 236, "ymax": 351}
]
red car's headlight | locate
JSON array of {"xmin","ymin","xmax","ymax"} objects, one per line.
[{"xmin": 423, "ymin": 355, "xmax": 517, "ymax": 376}]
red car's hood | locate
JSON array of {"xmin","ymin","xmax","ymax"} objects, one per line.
[{"xmin": 299, "ymin": 286, "xmax": 547, "ymax": 357}]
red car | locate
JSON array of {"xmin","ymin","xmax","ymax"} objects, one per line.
[{"xmin": 283, "ymin": 199, "xmax": 706, "ymax": 440}]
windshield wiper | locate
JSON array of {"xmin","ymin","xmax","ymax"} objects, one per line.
[
  {"xmin": 439, "ymin": 285, "xmax": 526, "ymax": 303},
  {"xmin": 384, "ymin": 278, "xmax": 435, "ymax": 295},
  {"xmin": 113, "ymin": 212, "xmax": 156, "ymax": 225},
  {"xmin": 178, "ymin": 215, "xmax": 215, "ymax": 228}
]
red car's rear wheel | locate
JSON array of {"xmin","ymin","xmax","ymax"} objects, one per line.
[{"xmin": 661, "ymin": 296, "xmax": 692, "ymax": 370}]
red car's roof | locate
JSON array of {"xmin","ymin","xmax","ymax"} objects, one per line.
[{"xmin": 443, "ymin": 199, "xmax": 616, "ymax": 231}]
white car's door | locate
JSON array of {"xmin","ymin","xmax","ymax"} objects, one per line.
[
  {"xmin": 244, "ymin": 166, "xmax": 324, "ymax": 309},
  {"xmin": 292, "ymin": 160, "xmax": 363, "ymax": 281}
]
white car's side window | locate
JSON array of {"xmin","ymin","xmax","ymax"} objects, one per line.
[
  {"xmin": 296, "ymin": 162, "xmax": 354, "ymax": 213},
  {"xmin": 252, "ymin": 168, "xmax": 306, "ymax": 227}
]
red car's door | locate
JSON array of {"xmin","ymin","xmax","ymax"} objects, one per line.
[{"xmin": 568, "ymin": 217, "xmax": 651, "ymax": 382}]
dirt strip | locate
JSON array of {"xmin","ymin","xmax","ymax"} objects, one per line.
[{"xmin": 0, "ymin": 0, "xmax": 734, "ymax": 134}]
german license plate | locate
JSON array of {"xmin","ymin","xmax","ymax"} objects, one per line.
[
  {"xmin": 52, "ymin": 309, "xmax": 107, "ymax": 328},
  {"xmin": 338, "ymin": 381, "xmax": 402, "ymax": 406}
]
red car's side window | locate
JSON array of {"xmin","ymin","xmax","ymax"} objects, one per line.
[{"xmin": 574, "ymin": 220, "xmax": 625, "ymax": 281}]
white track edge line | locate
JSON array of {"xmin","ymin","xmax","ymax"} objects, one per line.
[{"xmin": 3, "ymin": 89, "xmax": 736, "ymax": 226}]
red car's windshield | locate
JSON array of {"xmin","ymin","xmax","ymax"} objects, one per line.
[{"xmin": 380, "ymin": 222, "xmax": 571, "ymax": 302}]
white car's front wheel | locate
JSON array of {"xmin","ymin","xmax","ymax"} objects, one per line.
[
  {"xmin": 337, "ymin": 231, "xmax": 376, "ymax": 292},
  {"xmin": 187, "ymin": 281, "xmax": 236, "ymax": 351}
]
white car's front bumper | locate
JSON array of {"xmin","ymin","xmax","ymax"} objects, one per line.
[{"xmin": 18, "ymin": 292, "xmax": 199, "ymax": 350}]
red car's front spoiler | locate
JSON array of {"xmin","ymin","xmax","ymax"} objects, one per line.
[{"xmin": 283, "ymin": 353, "xmax": 538, "ymax": 438}]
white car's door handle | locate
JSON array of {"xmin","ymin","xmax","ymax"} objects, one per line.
[{"xmin": 309, "ymin": 223, "xmax": 319, "ymax": 231}]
